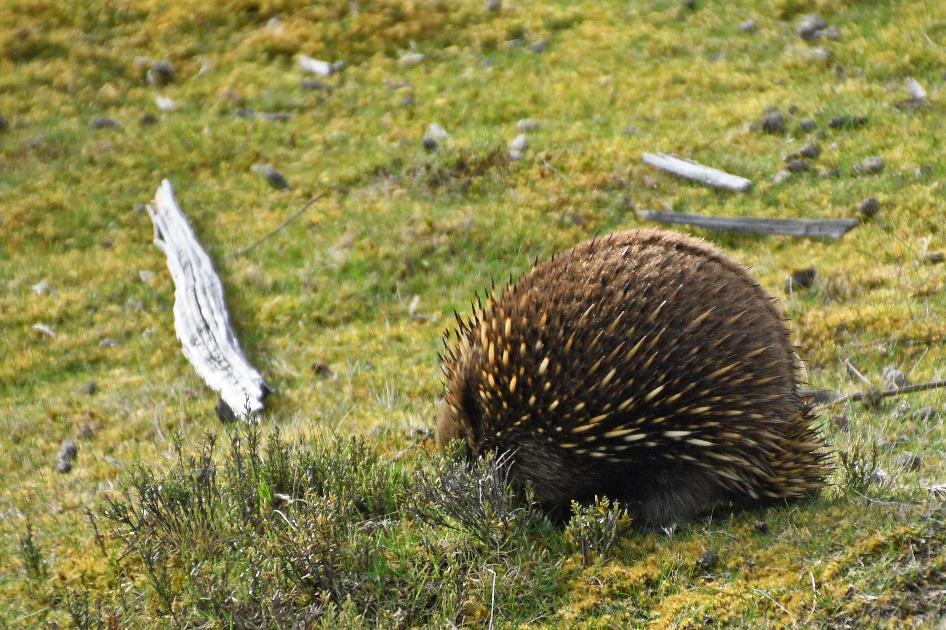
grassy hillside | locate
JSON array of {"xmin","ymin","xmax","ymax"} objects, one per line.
[{"xmin": 2, "ymin": 0, "xmax": 945, "ymax": 626}]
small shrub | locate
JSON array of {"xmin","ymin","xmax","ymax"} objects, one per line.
[
  {"xmin": 18, "ymin": 519, "xmax": 47, "ymax": 581},
  {"xmin": 838, "ymin": 440, "xmax": 881, "ymax": 496},
  {"xmin": 563, "ymin": 497, "xmax": 632, "ymax": 565}
]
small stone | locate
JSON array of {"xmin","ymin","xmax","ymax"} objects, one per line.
[
  {"xmin": 422, "ymin": 137, "xmax": 439, "ymax": 152},
  {"xmin": 31, "ymin": 281, "xmax": 50, "ymax": 296},
  {"xmin": 697, "ymin": 550, "xmax": 718, "ymax": 571},
  {"xmin": 528, "ymin": 39, "xmax": 549, "ymax": 54},
  {"xmin": 99, "ymin": 338, "xmax": 119, "ymax": 348},
  {"xmin": 857, "ymin": 157, "xmax": 885, "ymax": 175},
  {"xmin": 798, "ymin": 142, "xmax": 821, "ymax": 159},
  {"xmin": 399, "ymin": 52, "xmax": 425, "ymax": 66},
  {"xmin": 57, "ymin": 461, "xmax": 72, "ymax": 474},
  {"xmin": 760, "ymin": 110, "xmax": 785, "ymax": 134},
  {"xmin": 881, "ymin": 366, "xmax": 908, "ymax": 389},
  {"xmin": 485, "ymin": 0, "xmax": 501, "ymax": 12},
  {"xmin": 832, "ymin": 414, "xmax": 850, "ymax": 431},
  {"xmin": 798, "ymin": 14, "xmax": 827, "ymax": 41},
  {"xmin": 858, "ymin": 197, "xmax": 880, "ymax": 219},
  {"xmin": 311, "ymin": 362, "xmax": 334, "ymax": 380},
  {"xmin": 785, "ymin": 159, "xmax": 811, "ymax": 173},
  {"xmin": 820, "ymin": 167, "xmax": 841, "ymax": 179},
  {"xmin": 798, "ymin": 119, "xmax": 817, "ymax": 133},
  {"xmin": 400, "ymin": 94, "xmax": 415, "ymax": 108},
  {"xmin": 739, "ymin": 20, "xmax": 756, "ymax": 33},
  {"xmin": 78, "ymin": 423, "xmax": 95, "ymax": 439},
  {"xmin": 251, "ymin": 164, "xmax": 290, "ymax": 190},
  {"xmin": 138, "ymin": 270, "xmax": 155, "ymax": 283},
  {"xmin": 298, "ymin": 55, "xmax": 336, "ymax": 76},
  {"xmin": 425, "ymin": 123, "xmax": 449, "ymax": 142},
  {"xmin": 753, "ymin": 521, "xmax": 770, "ymax": 534},
  {"xmin": 58, "ymin": 440, "xmax": 78, "ymax": 463},
  {"xmin": 894, "ymin": 401, "xmax": 912, "ymax": 419},
  {"xmin": 772, "ymin": 170, "xmax": 792, "ymax": 185},
  {"xmin": 785, "ymin": 268, "xmax": 816, "ymax": 293},
  {"xmin": 895, "ymin": 452, "xmax": 921, "ymax": 472},
  {"xmin": 926, "ymin": 252, "xmax": 945, "ymax": 265},
  {"xmin": 155, "ymin": 95, "xmax": 175, "ymax": 112},
  {"xmin": 820, "ymin": 26, "xmax": 842, "ymax": 41},
  {"xmin": 510, "ymin": 134, "xmax": 528, "ymax": 152},
  {"xmin": 147, "ymin": 60, "xmax": 175, "ymax": 86},
  {"xmin": 90, "ymin": 117, "xmax": 120, "ymax": 130},
  {"xmin": 140, "ymin": 113, "xmax": 158, "ymax": 126},
  {"xmin": 906, "ymin": 78, "xmax": 927, "ymax": 102},
  {"xmin": 829, "ymin": 115, "xmax": 868, "ymax": 130},
  {"xmin": 516, "ymin": 118, "xmax": 539, "ymax": 132},
  {"xmin": 33, "ymin": 323, "xmax": 56, "ymax": 337},
  {"xmin": 79, "ymin": 381, "xmax": 98, "ymax": 395},
  {"xmin": 914, "ymin": 407, "xmax": 939, "ymax": 423}
]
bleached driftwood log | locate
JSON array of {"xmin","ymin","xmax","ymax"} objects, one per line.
[
  {"xmin": 643, "ymin": 152, "xmax": 753, "ymax": 192},
  {"xmin": 147, "ymin": 180, "xmax": 269, "ymax": 420},
  {"xmin": 636, "ymin": 210, "xmax": 859, "ymax": 240}
]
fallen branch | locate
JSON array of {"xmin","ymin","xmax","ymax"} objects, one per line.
[
  {"xmin": 147, "ymin": 180, "xmax": 269, "ymax": 420},
  {"xmin": 642, "ymin": 152, "xmax": 752, "ymax": 192},
  {"xmin": 636, "ymin": 210, "xmax": 859, "ymax": 240},
  {"xmin": 807, "ymin": 379, "xmax": 946, "ymax": 408},
  {"xmin": 228, "ymin": 195, "xmax": 322, "ymax": 259}
]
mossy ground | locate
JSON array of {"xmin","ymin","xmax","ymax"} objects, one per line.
[{"xmin": 2, "ymin": 0, "xmax": 946, "ymax": 626}]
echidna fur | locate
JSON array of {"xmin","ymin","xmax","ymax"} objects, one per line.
[{"xmin": 437, "ymin": 229, "xmax": 829, "ymax": 527}]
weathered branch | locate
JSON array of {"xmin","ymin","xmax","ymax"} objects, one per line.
[
  {"xmin": 147, "ymin": 180, "xmax": 269, "ymax": 420},
  {"xmin": 806, "ymin": 379, "xmax": 946, "ymax": 407},
  {"xmin": 636, "ymin": 210, "xmax": 859, "ymax": 240},
  {"xmin": 642, "ymin": 152, "xmax": 752, "ymax": 192}
]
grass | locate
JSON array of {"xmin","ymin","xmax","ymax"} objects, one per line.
[{"xmin": 2, "ymin": 0, "xmax": 946, "ymax": 626}]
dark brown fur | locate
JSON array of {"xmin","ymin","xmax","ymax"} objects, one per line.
[{"xmin": 437, "ymin": 229, "xmax": 829, "ymax": 527}]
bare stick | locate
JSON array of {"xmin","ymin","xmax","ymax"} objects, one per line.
[
  {"xmin": 811, "ymin": 379, "xmax": 946, "ymax": 407},
  {"xmin": 228, "ymin": 195, "xmax": 322, "ymax": 259},
  {"xmin": 147, "ymin": 180, "xmax": 269, "ymax": 420},
  {"xmin": 636, "ymin": 210, "xmax": 859, "ymax": 240},
  {"xmin": 642, "ymin": 152, "xmax": 752, "ymax": 192}
]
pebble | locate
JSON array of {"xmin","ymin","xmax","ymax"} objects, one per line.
[
  {"xmin": 399, "ymin": 52, "xmax": 425, "ymax": 66},
  {"xmin": 857, "ymin": 157, "xmax": 885, "ymax": 175},
  {"xmin": 798, "ymin": 142, "xmax": 821, "ymax": 159},
  {"xmin": 516, "ymin": 118, "xmax": 539, "ymax": 132},
  {"xmin": 819, "ymin": 27, "xmax": 842, "ymax": 41},
  {"xmin": 400, "ymin": 94, "xmax": 415, "ymax": 108},
  {"xmin": 914, "ymin": 407, "xmax": 939, "ymax": 423},
  {"xmin": 858, "ymin": 197, "xmax": 881, "ymax": 219},
  {"xmin": 100, "ymin": 338, "xmax": 119, "ymax": 348},
  {"xmin": 739, "ymin": 20, "xmax": 756, "ymax": 33},
  {"xmin": 785, "ymin": 159, "xmax": 811, "ymax": 173},
  {"xmin": 57, "ymin": 461, "xmax": 72, "ymax": 474},
  {"xmin": 801, "ymin": 47, "xmax": 832, "ymax": 62},
  {"xmin": 529, "ymin": 39, "xmax": 549, "ymax": 54},
  {"xmin": 90, "ymin": 117, "xmax": 121, "ymax": 130},
  {"xmin": 299, "ymin": 55, "xmax": 338, "ymax": 76},
  {"xmin": 760, "ymin": 110, "xmax": 785, "ymax": 134},
  {"xmin": 485, "ymin": 0, "xmax": 501, "ymax": 12},
  {"xmin": 894, "ymin": 452, "xmax": 921, "ymax": 472},
  {"xmin": 147, "ymin": 60, "xmax": 175, "ymax": 86},
  {"xmin": 894, "ymin": 400, "xmax": 911, "ymax": 419},
  {"xmin": 140, "ymin": 113, "xmax": 158, "ymax": 126},
  {"xmin": 78, "ymin": 423, "xmax": 95, "ymax": 439},
  {"xmin": 881, "ymin": 366, "xmax": 908, "ymax": 389},
  {"xmin": 753, "ymin": 521, "xmax": 770, "ymax": 534},
  {"xmin": 250, "ymin": 164, "xmax": 290, "ymax": 190},
  {"xmin": 798, "ymin": 119, "xmax": 817, "ymax": 133},
  {"xmin": 79, "ymin": 381, "xmax": 98, "ymax": 395},
  {"xmin": 510, "ymin": 134, "xmax": 529, "ymax": 152},
  {"xmin": 33, "ymin": 323, "xmax": 56, "ymax": 337},
  {"xmin": 926, "ymin": 252, "xmax": 945, "ymax": 265},
  {"xmin": 772, "ymin": 170, "xmax": 792, "ymax": 185},
  {"xmin": 422, "ymin": 137, "xmax": 439, "ymax": 152},
  {"xmin": 797, "ymin": 14, "xmax": 827, "ymax": 41},
  {"xmin": 31, "ymin": 281, "xmax": 50, "ymax": 296},
  {"xmin": 697, "ymin": 550, "xmax": 718, "ymax": 571},
  {"xmin": 155, "ymin": 95, "xmax": 175, "ymax": 112},
  {"xmin": 785, "ymin": 268, "xmax": 816, "ymax": 292},
  {"xmin": 832, "ymin": 414, "xmax": 850, "ymax": 432},
  {"xmin": 906, "ymin": 78, "xmax": 927, "ymax": 102},
  {"xmin": 139, "ymin": 270, "xmax": 155, "ymax": 283}
]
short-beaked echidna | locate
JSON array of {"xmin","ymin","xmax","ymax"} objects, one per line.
[{"xmin": 437, "ymin": 229, "xmax": 828, "ymax": 527}]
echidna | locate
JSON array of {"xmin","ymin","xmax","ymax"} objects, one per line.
[{"xmin": 437, "ymin": 229, "xmax": 828, "ymax": 527}]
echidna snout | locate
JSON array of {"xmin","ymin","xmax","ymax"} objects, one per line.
[{"xmin": 437, "ymin": 229, "xmax": 829, "ymax": 527}]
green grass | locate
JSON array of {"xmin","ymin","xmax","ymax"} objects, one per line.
[{"xmin": 2, "ymin": 0, "xmax": 946, "ymax": 626}]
